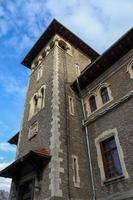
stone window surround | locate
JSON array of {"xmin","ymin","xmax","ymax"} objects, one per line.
[
  {"xmin": 28, "ymin": 85, "xmax": 46, "ymax": 120},
  {"xmin": 68, "ymin": 96, "xmax": 75, "ymax": 115},
  {"xmin": 84, "ymin": 83, "xmax": 113, "ymax": 117},
  {"xmin": 37, "ymin": 64, "xmax": 43, "ymax": 81},
  {"xmin": 95, "ymin": 128, "xmax": 129, "ymax": 185},
  {"xmin": 127, "ymin": 58, "xmax": 133, "ymax": 79},
  {"xmin": 72, "ymin": 155, "xmax": 80, "ymax": 188}
]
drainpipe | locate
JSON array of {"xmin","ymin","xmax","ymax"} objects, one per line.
[{"xmin": 76, "ymin": 78, "xmax": 96, "ymax": 200}]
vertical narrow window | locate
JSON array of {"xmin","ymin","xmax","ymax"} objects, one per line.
[
  {"xmin": 40, "ymin": 87, "xmax": 45, "ymax": 108},
  {"xmin": 89, "ymin": 95, "xmax": 97, "ymax": 112},
  {"xmin": 69, "ymin": 96, "xmax": 74, "ymax": 115},
  {"xmin": 37, "ymin": 66, "xmax": 43, "ymax": 81},
  {"xmin": 100, "ymin": 87, "xmax": 110, "ymax": 104},
  {"xmin": 72, "ymin": 155, "xmax": 80, "ymax": 187},
  {"xmin": 75, "ymin": 64, "xmax": 80, "ymax": 76},
  {"xmin": 49, "ymin": 41, "xmax": 55, "ymax": 50},
  {"xmin": 127, "ymin": 60, "xmax": 133, "ymax": 79},
  {"xmin": 33, "ymin": 95, "xmax": 38, "ymax": 114},
  {"xmin": 100, "ymin": 136, "xmax": 123, "ymax": 180}
]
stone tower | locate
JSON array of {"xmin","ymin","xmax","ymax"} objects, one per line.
[{"xmin": 0, "ymin": 19, "xmax": 99, "ymax": 200}]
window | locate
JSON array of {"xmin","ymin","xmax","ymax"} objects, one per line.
[
  {"xmin": 42, "ymin": 51, "xmax": 46, "ymax": 58},
  {"xmin": 18, "ymin": 179, "xmax": 34, "ymax": 200},
  {"xmin": 40, "ymin": 87, "xmax": 45, "ymax": 108},
  {"xmin": 100, "ymin": 87, "xmax": 110, "ymax": 104},
  {"xmin": 68, "ymin": 96, "xmax": 74, "ymax": 115},
  {"xmin": 100, "ymin": 136, "xmax": 122, "ymax": 180},
  {"xmin": 29, "ymin": 85, "xmax": 46, "ymax": 120},
  {"xmin": 49, "ymin": 41, "xmax": 55, "ymax": 49},
  {"xmin": 95, "ymin": 128, "xmax": 128, "ymax": 184},
  {"xmin": 72, "ymin": 155, "xmax": 80, "ymax": 187},
  {"xmin": 33, "ymin": 94, "xmax": 38, "ymax": 114},
  {"xmin": 89, "ymin": 95, "xmax": 97, "ymax": 112},
  {"xmin": 37, "ymin": 66, "xmax": 43, "ymax": 81},
  {"xmin": 58, "ymin": 40, "xmax": 67, "ymax": 50},
  {"xmin": 75, "ymin": 64, "xmax": 80, "ymax": 76},
  {"xmin": 34, "ymin": 60, "xmax": 38, "ymax": 68},
  {"xmin": 127, "ymin": 59, "xmax": 133, "ymax": 79}
]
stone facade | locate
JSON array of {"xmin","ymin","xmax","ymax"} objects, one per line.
[{"xmin": 2, "ymin": 20, "xmax": 132, "ymax": 200}]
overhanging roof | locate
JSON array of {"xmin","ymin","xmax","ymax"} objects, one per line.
[
  {"xmin": 0, "ymin": 148, "xmax": 51, "ymax": 178},
  {"xmin": 8, "ymin": 132, "xmax": 19, "ymax": 145},
  {"xmin": 71, "ymin": 27, "xmax": 133, "ymax": 93},
  {"xmin": 22, "ymin": 19, "xmax": 99, "ymax": 68}
]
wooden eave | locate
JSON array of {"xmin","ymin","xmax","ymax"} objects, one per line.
[
  {"xmin": 0, "ymin": 148, "xmax": 51, "ymax": 178},
  {"xmin": 8, "ymin": 132, "xmax": 19, "ymax": 145},
  {"xmin": 21, "ymin": 19, "xmax": 99, "ymax": 68},
  {"xmin": 71, "ymin": 27, "xmax": 133, "ymax": 93}
]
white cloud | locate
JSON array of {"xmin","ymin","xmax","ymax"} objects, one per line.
[
  {"xmin": 0, "ymin": 143, "xmax": 16, "ymax": 152},
  {"xmin": 0, "ymin": 162, "xmax": 12, "ymax": 192},
  {"xmin": 0, "ymin": 0, "xmax": 132, "ymax": 53},
  {"xmin": 0, "ymin": 74, "xmax": 26, "ymax": 95}
]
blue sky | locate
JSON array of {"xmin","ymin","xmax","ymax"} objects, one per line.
[{"xmin": 0, "ymin": 0, "xmax": 132, "ymax": 192}]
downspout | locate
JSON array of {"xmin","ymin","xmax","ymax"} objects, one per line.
[{"xmin": 76, "ymin": 78, "xmax": 96, "ymax": 200}]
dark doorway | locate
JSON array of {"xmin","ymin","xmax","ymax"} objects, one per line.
[{"xmin": 18, "ymin": 179, "xmax": 34, "ymax": 200}]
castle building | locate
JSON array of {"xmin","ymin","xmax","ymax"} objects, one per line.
[{"xmin": 0, "ymin": 19, "xmax": 133, "ymax": 200}]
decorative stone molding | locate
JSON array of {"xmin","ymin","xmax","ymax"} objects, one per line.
[
  {"xmin": 49, "ymin": 45, "xmax": 64, "ymax": 197},
  {"xmin": 95, "ymin": 128, "xmax": 129, "ymax": 185},
  {"xmin": 28, "ymin": 121, "xmax": 38, "ymax": 140},
  {"xmin": 83, "ymin": 90, "xmax": 133, "ymax": 126}
]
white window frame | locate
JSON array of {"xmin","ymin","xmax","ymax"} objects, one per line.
[
  {"xmin": 95, "ymin": 128, "xmax": 129, "ymax": 185},
  {"xmin": 68, "ymin": 96, "xmax": 74, "ymax": 115},
  {"xmin": 72, "ymin": 155, "xmax": 80, "ymax": 188}
]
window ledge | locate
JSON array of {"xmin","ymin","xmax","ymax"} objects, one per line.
[{"xmin": 103, "ymin": 175, "xmax": 125, "ymax": 185}]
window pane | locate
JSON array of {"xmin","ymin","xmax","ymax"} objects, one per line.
[
  {"xmin": 101, "ymin": 87, "xmax": 109, "ymax": 104},
  {"xmin": 101, "ymin": 137, "xmax": 123, "ymax": 179},
  {"xmin": 89, "ymin": 95, "xmax": 97, "ymax": 112},
  {"xmin": 102, "ymin": 137, "xmax": 116, "ymax": 151}
]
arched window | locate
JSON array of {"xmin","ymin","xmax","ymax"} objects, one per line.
[
  {"xmin": 89, "ymin": 95, "xmax": 97, "ymax": 112},
  {"xmin": 49, "ymin": 41, "xmax": 55, "ymax": 50},
  {"xmin": 127, "ymin": 59, "xmax": 133, "ymax": 79},
  {"xmin": 100, "ymin": 87, "xmax": 109, "ymax": 104},
  {"xmin": 58, "ymin": 40, "xmax": 67, "ymax": 50},
  {"xmin": 34, "ymin": 60, "xmax": 38, "ymax": 67},
  {"xmin": 33, "ymin": 94, "xmax": 38, "ymax": 114},
  {"xmin": 40, "ymin": 87, "xmax": 45, "ymax": 108},
  {"xmin": 42, "ymin": 51, "xmax": 46, "ymax": 58}
]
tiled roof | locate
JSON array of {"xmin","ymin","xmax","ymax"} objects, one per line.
[{"xmin": 0, "ymin": 148, "xmax": 51, "ymax": 178}]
